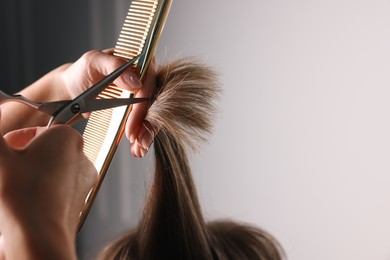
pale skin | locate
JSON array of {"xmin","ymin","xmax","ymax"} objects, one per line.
[
  {"xmin": 0, "ymin": 50, "xmax": 158, "ymax": 259},
  {"xmin": 0, "ymin": 125, "xmax": 97, "ymax": 259},
  {"xmin": 1, "ymin": 49, "xmax": 158, "ymax": 157}
]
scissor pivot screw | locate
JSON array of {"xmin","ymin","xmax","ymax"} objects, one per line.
[{"xmin": 71, "ymin": 103, "xmax": 81, "ymax": 114}]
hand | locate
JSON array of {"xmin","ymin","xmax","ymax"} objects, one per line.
[
  {"xmin": 1, "ymin": 50, "xmax": 159, "ymax": 158},
  {"xmin": 60, "ymin": 49, "xmax": 144, "ymax": 100},
  {"xmin": 61, "ymin": 50, "xmax": 159, "ymax": 158},
  {"xmin": 0, "ymin": 124, "xmax": 97, "ymax": 259}
]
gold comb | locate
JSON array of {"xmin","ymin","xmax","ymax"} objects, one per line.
[{"xmin": 78, "ymin": 0, "xmax": 172, "ymax": 230}]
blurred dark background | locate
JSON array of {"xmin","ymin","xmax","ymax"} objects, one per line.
[{"xmin": 0, "ymin": 0, "xmax": 121, "ymax": 94}]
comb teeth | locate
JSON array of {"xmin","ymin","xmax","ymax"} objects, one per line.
[
  {"xmin": 83, "ymin": 85, "xmax": 129, "ymax": 169},
  {"xmin": 115, "ymin": 0, "xmax": 158, "ymax": 60},
  {"xmin": 99, "ymin": 85, "xmax": 123, "ymax": 98},
  {"xmin": 83, "ymin": 85, "xmax": 125, "ymax": 165},
  {"xmin": 83, "ymin": 109, "xmax": 113, "ymax": 164}
]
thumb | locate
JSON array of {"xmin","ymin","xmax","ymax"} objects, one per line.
[{"xmin": 3, "ymin": 127, "xmax": 46, "ymax": 149}]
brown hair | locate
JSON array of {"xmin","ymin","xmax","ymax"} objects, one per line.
[{"xmin": 98, "ymin": 58, "xmax": 284, "ymax": 260}]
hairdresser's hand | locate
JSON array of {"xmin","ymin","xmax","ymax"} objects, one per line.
[
  {"xmin": 60, "ymin": 49, "xmax": 144, "ymax": 101},
  {"xmin": 61, "ymin": 50, "xmax": 160, "ymax": 158},
  {"xmin": 62, "ymin": 50, "xmax": 159, "ymax": 158},
  {"xmin": 0, "ymin": 125, "xmax": 97, "ymax": 260},
  {"xmin": 2, "ymin": 50, "xmax": 143, "ymax": 134},
  {"xmin": 63, "ymin": 50, "xmax": 159, "ymax": 158},
  {"xmin": 1, "ymin": 49, "xmax": 158, "ymax": 157}
]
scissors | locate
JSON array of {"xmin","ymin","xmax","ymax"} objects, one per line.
[{"xmin": 0, "ymin": 55, "xmax": 152, "ymax": 127}]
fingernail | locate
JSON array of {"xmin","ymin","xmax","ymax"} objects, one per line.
[
  {"xmin": 124, "ymin": 74, "xmax": 142, "ymax": 89},
  {"xmin": 140, "ymin": 147, "xmax": 147, "ymax": 158},
  {"xmin": 130, "ymin": 143, "xmax": 136, "ymax": 157},
  {"xmin": 141, "ymin": 131, "xmax": 154, "ymax": 150},
  {"xmin": 129, "ymin": 134, "xmax": 135, "ymax": 144}
]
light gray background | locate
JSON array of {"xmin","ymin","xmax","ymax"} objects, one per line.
[{"xmin": 2, "ymin": 1, "xmax": 390, "ymax": 259}]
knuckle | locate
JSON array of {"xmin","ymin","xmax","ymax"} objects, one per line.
[
  {"xmin": 79, "ymin": 50, "xmax": 101, "ymax": 71},
  {"xmin": 81, "ymin": 50, "xmax": 101, "ymax": 62},
  {"xmin": 52, "ymin": 125, "xmax": 84, "ymax": 149}
]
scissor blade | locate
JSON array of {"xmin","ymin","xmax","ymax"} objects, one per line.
[
  {"xmin": 37, "ymin": 100, "xmax": 72, "ymax": 115},
  {"xmin": 81, "ymin": 97, "xmax": 153, "ymax": 113}
]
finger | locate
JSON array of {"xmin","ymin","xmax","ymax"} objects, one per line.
[
  {"xmin": 130, "ymin": 141, "xmax": 147, "ymax": 158},
  {"xmin": 83, "ymin": 50, "xmax": 143, "ymax": 92},
  {"xmin": 125, "ymin": 102, "xmax": 148, "ymax": 143},
  {"xmin": 102, "ymin": 48, "xmax": 115, "ymax": 55},
  {"xmin": 0, "ymin": 235, "xmax": 4, "ymax": 260},
  {"xmin": 3, "ymin": 127, "xmax": 46, "ymax": 149},
  {"xmin": 0, "ymin": 109, "xmax": 11, "ymax": 156},
  {"xmin": 125, "ymin": 59, "xmax": 158, "ymax": 143},
  {"xmin": 25, "ymin": 125, "xmax": 84, "ymax": 166},
  {"xmin": 65, "ymin": 50, "xmax": 142, "ymax": 98},
  {"xmin": 36, "ymin": 125, "xmax": 83, "ymax": 149},
  {"xmin": 135, "ymin": 120, "xmax": 158, "ymax": 151}
]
